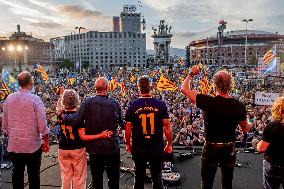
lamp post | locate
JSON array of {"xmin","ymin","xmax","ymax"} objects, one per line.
[
  {"xmin": 75, "ymin": 26, "xmax": 85, "ymax": 74},
  {"xmin": 241, "ymin": 18, "xmax": 253, "ymax": 66}
]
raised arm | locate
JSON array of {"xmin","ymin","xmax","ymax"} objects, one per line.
[{"xmin": 180, "ymin": 65, "xmax": 199, "ymax": 104}]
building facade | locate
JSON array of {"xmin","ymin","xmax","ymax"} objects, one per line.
[
  {"xmin": 51, "ymin": 5, "xmax": 146, "ymax": 69},
  {"xmin": 187, "ymin": 30, "xmax": 284, "ymax": 67},
  {"xmin": 0, "ymin": 25, "xmax": 52, "ymax": 72},
  {"xmin": 120, "ymin": 5, "xmax": 141, "ymax": 33},
  {"xmin": 112, "ymin": 16, "xmax": 120, "ymax": 32},
  {"xmin": 51, "ymin": 31, "xmax": 146, "ymax": 69}
]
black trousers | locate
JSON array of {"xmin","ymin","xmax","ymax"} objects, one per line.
[
  {"xmin": 10, "ymin": 146, "xmax": 42, "ymax": 189},
  {"xmin": 201, "ymin": 143, "xmax": 236, "ymax": 189},
  {"xmin": 132, "ymin": 149, "xmax": 164, "ymax": 189},
  {"xmin": 89, "ymin": 150, "xmax": 120, "ymax": 189}
]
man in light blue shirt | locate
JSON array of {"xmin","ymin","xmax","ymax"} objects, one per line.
[{"xmin": 2, "ymin": 71, "xmax": 50, "ymax": 189}]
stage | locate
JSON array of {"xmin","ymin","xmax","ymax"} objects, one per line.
[{"xmin": 0, "ymin": 144, "xmax": 263, "ymax": 189}]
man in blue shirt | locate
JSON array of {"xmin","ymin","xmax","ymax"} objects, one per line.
[{"xmin": 74, "ymin": 77, "xmax": 123, "ymax": 189}]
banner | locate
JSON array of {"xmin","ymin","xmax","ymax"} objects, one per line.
[{"xmin": 255, "ymin": 92, "xmax": 279, "ymax": 105}]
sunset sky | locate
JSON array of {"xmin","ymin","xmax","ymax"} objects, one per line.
[{"xmin": 0, "ymin": 0, "xmax": 283, "ymax": 49}]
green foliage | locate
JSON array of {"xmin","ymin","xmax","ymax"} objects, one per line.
[
  {"xmin": 57, "ymin": 59, "xmax": 73, "ymax": 69},
  {"xmin": 82, "ymin": 61, "xmax": 90, "ymax": 69},
  {"xmin": 248, "ymin": 55, "xmax": 258, "ymax": 66}
]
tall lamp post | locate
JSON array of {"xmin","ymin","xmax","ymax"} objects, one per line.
[
  {"xmin": 75, "ymin": 26, "xmax": 85, "ymax": 74},
  {"xmin": 241, "ymin": 18, "xmax": 253, "ymax": 66}
]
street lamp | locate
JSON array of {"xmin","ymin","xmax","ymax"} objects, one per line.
[
  {"xmin": 75, "ymin": 26, "xmax": 85, "ymax": 73},
  {"xmin": 241, "ymin": 18, "xmax": 253, "ymax": 66}
]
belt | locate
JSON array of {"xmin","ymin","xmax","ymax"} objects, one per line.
[{"xmin": 206, "ymin": 141, "xmax": 235, "ymax": 146}]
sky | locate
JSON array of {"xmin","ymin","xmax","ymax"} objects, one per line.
[{"xmin": 0, "ymin": 0, "xmax": 283, "ymax": 49}]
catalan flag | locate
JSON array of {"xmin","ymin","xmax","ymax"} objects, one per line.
[
  {"xmin": 263, "ymin": 46, "xmax": 276, "ymax": 65},
  {"xmin": 2, "ymin": 69, "xmax": 19, "ymax": 92},
  {"xmin": 108, "ymin": 76, "xmax": 118, "ymax": 91},
  {"xmin": 0, "ymin": 81, "xmax": 12, "ymax": 100},
  {"xmin": 129, "ymin": 73, "xmax": 135, "ymax": 82},
  {"xmin": 149, "ymin": 71, "xmax": 155, "ymax": 79},
  {"xmin": 199, "ymin": 66, "xmax": 209, "ymax": 94},
  {"xmin": 119, "ymin": 80, "xmax": 126, "ymax": 97},
  {"xmin": 67, "ymin": 73, "xmax": 76, "ymax": 85},
  {"xmin": 34, "ymin": 64, "xmax": 49, "ymax": 81},
  {"xmin": 156, "ymin": 74, "xmax": 177, "ymax": 91}
]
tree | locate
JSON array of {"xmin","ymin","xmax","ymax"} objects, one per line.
[
  {"xmin": 82, "ymin": 61, "xmax": 90, "ymax": 69},
  {"xmin": 248, "ymin": 55, "xmax": 258, "ymax": 66},
  {"xmin": 57, "ymin": 59, "xmax": 73, "ymax": 69}
]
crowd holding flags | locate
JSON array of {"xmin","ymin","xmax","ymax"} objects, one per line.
[
  {"xmin": 0, "ymin": 63, "xmax": 218, "ymax": 100},
  {"xmin": 33, "ymin": 64, "xmax": 49, "ymax": 81}
]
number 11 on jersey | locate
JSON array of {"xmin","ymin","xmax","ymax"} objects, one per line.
[{"xmin": 139, "ymin": 113, "xmax": 155, "ymax": 137}]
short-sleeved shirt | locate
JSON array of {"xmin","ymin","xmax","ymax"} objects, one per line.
[
  {"xmin": 125, "ymin": 97, "xmax": 169, "ymax": 151},
  {"xmin": 74, "ymin": 95, "xmax": 124, "ymax": 155},
  {"xmin": 262, "ymin": 121, "xmax": 284, "ymax": 166},
  {"xmin": 57, "ymin": 110, "xmax": 85, "ymax": 150},
  {"xmin": 196, "ymin": 94, "xmax": 246, "ymax": 143}
]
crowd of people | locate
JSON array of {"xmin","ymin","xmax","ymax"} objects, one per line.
[
  {"xmin": 1, "ymin": 64, "xmax": 283, "ymax": 189},
  {"xmin": 24, "ymin": 65, "xmax": 283, "ymax": 150}
]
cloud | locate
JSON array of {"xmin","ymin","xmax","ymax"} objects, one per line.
[
  {"xmin": 166, "ymin": 3, "xmax": 217, "ymax": 21},
  {"xmin": 0, "ymin": 0, "xmax": 61, "ymax": 23},
  {"xmin": 57, "ymin": 5, "xmax": 103, "ymax": 18},
  {"xmin": 173, "ymin": 32, "xmax": 203, "ymax": 38},
  {"xmin": 30, "ymin": 22, "xmax": 62, "ymax": 28}
]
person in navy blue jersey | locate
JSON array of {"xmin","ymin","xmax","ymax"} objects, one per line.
[{"xmin": 125, "ymin": 75, "xmax": 172, "ymax": 189}]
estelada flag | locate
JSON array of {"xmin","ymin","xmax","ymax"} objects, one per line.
[{"xmin": 156, "ymin": 74, "xmax": 177, "ymax": 91}]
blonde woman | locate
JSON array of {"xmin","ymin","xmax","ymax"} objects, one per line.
[
  {"xmin": 56, "ymin": 88, "xmax": 112, "ymax": 189},
  {"xmin": 257, "ymin": 97, "xmax": 284, "ymax": 189}
]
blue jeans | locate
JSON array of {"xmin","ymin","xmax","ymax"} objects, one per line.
[{"xmin": 263, "ymin": 159, "xmax": 284, "ymax": 189}]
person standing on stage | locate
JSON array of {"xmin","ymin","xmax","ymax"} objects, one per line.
[
  {"xmin": 56, "ymin": 88, "xmax": 87, "ymax": 189},
  {"xmin": 257, "ymin": 97, "xmax": 284, "ymax": 189},
  {"xmin": 74, "ymin": 77, "xmax": 123, "ymax": 189},
  {"xmin": 125, "ymin": 75, "xmax": 173, "ymax": 189},
  {"xmin": 181, "ymin": 67, "xmax": 251, "ymax": 189},
  {"xmin": 2, "ymin": 71, "xmax": 50, "ymax": 189}
]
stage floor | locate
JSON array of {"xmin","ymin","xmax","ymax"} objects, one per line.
[{"xmin": 0, "ymin": 145, "xmax": 263, "ymax": 189}]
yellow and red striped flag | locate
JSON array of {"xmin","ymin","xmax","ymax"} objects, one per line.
[
  {"xmin": 33, "ymin": 64, "xmax": 49, "ymax": 81},
  {"xmin": 263, "ymin": 47, "xmax": 276, "ymax": 65}
]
